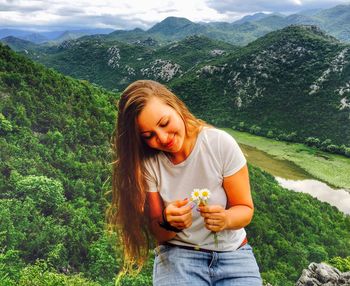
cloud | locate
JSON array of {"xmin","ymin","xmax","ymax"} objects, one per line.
[
  {"xmin": 0, "ymin": 0, "xmax": 350, "ymax": 31},
  {"xmin": 0, "ymin": 0, "xmax": 232, "ymax": 30},
  {"xmin": 205, "ymin": 0, "xmax": 350, "ymax": 14}
]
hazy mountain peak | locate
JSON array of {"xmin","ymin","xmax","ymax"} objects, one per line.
[
  {"xmin": 233, "ymin": 12, "xmax": 270, "ymax": 25},
  {"xmin": 262, "ymin": 25, "xmax": 339, "ymax": 45},
  {"xmin": 148, "ymin": 16, "xmax": 197, "ymax": 33}
]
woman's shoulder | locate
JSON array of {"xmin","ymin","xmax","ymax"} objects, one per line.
[{"xmin": 201, "ymin": 127, "xmax": 233, "ymax": 141}]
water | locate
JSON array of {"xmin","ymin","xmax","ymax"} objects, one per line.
[{"xmin": 240, "ymin": 144, "xmax": 350, "ymax": 215}]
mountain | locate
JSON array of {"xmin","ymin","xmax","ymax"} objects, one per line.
[
  {"xmin": 106, "ymin": 28, "xmax": 160, "ymax": 46},
  {"xmin": 1, "ymin": 43, "xmax": 350, "ymax": 285},
  {"xmin": 0, "ymin": 36, "xmax": 38, "ymax": 51},
  {"xmin": 0, "ymin": 29, "xmax": 32, "ymax": 39},
  {"xmin": 50, "ymin": 28, "xmax": 115, "ymax": 44},
  {"xmin": 21, "ymin": 33, "xmax": 49, "ymax": 44},
  {"xmin": 313, "ymin": 4, "xmax": 350, "ymax": 41},
  {"xmin": 3, "ymin": 4, "xmax": 350, "ymax": 49},
  {"xmin": 0, "ymin": 42, "xmax": 117, "ymax": 285},
  {"xmin": 0, "ymin": 28, "xmax": 114, "ymax": 44},
  {"xmin": 233, "ymin": 12, "xmax": 270, "ymax": 25},
  {"xmin": 106, "ymin": 5, "xmax": 350, "ymax": 46},
  {"xmin": 105, "ymin": 4, "xmax": 350, "ymax": 45},
  {"xmin": 298, "ymin": 8, "xmax": 322, "ymax": 16},
  {"xmin": 147, "ymin": 16, "xmax": 207, "ymax": 38},
  {"xmin": 170, "ymin": 25, "xmax": 350, "ymax": 146},
  {"xmin": 16, "ymin": 23, "xmax": 350, "ymax": 146},
  {"xmin": 19, "ymin": 35, "xmax": 236, "ymax": 90}
]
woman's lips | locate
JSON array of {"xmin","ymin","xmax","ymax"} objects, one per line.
[{"xmin": 165, "ymin": 136, "xmax": 175, "ymax": 148}]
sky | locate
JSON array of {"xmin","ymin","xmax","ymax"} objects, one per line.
[{"xmin": 0, "ymin": 0, "xmax": 350, "ymax": 31}]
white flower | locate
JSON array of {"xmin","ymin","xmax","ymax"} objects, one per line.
[
  {"xmin": 200, "ymin": 189, "xmax": 211, "ymax": 201},
  {"xmin": 191, "ymin": 189, "xmax": 201, "ymax": 202},
  {"xmin": 191, "ymin": 188, "xmax": 211, "ymax": 206}
]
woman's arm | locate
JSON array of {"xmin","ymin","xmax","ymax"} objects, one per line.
[
  {"xmin": 199, "ymin": 164, "xmax": 254, "ymax": 231},
  {"xmin": 145, "ymin": 192, "xmax": 192, "ymax": 242}
]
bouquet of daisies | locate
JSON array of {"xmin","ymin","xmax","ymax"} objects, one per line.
[{"xmin": 190, "ymin": 188, "xmax": 219, "ymax": 247}]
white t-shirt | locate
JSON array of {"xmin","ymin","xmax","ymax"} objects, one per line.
[{"xmin": 144, "ymin": 127, "xmax": 247, "ymax": 251}]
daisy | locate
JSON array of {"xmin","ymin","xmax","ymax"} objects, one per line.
[
  {"xmin": 200, "ymin": 188, "xmax": 211, "ymax": 201},
  {"xmin": 191, "ymin": 188, "xmax": 201, "ymax": 203}
]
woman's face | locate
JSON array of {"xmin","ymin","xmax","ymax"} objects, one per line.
[{"xmin": 137, "ymin": 97, "xmax": 186, "ymax": 154}]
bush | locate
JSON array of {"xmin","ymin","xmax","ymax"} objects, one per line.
[
  {"xmin": 305, "ymin": 137, "xmax": 320, "ymax": 147},
  {"xmin": 0, "ymin": 113, "xmax": 13, "ymax": 134},
  {"xmin": 325, "ymin": 144, "xmax": 340, "ymax": 153},
  {"xmin": 14, "ymin": 175, "xmax": 65, "ymax": 215},
  {"xmin": 266, "ymin": 130, "xmax": 274, "ymax": 138},
  {"xmin": 327, "ymin": 256, "xmax": 350, "ymax": 272},
  {"xmin": 249, "ymin": 125, "xmax": 262, "ymax": 135},
  {"xmin": 18, "ymin": 260, "xmax": 101, "ymax": 286}
]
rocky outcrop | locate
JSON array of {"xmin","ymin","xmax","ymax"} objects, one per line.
[{"xmin": 296, "ymin": 262, "xmax": 350, "ymax": 286}]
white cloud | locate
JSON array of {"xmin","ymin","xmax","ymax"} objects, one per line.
[{"xmin": 0, "ymin": 0, "xmax": 349, "ymax": 30}]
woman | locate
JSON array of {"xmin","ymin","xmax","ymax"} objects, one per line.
[{"xmin": 108, "ymin": 80, "xmax": 262, "ymax": 285}]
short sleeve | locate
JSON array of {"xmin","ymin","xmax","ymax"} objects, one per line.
[
  {"xmin": 218, "ymin": 131, "xmax": 247, "ymax": 177},
  {"xmin": 143, "ymin": 158, "xmax": 159, "ymax": 193}
]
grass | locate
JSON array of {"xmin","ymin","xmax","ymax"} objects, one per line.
[{"xmin": 222, "ymin": 128, "xmax": 350, "ymax": 190}]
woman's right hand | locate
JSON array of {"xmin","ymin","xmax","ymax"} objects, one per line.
[{"xmin": 164, "ymin": 199, "xmax": 193, "ymax": 230}]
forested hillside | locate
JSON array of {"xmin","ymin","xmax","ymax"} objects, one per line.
[
  {"xmin": 0, "ymin": 43, "xmax": 119, "ymax": 285},
  {"xmin": 171, "ymin": 25, "xmax": 350, "ymax": 147},
  {"xmin": 18, "ymin": 35, "xmax": 236, "ymax": 91},
  {"xmin": 1, "ymin": 42, "xmax": 350, "ymax": 285},
  {"xmin": 11, "ymin": 24, "xmax": 350, "ymax": 152}
]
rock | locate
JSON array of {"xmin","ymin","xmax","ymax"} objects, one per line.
[{"xmin": 296, "ymin": 263, "xmax": 350, "ymax": 286}]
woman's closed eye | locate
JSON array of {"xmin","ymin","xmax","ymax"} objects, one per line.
[
  {"xmin": 142, "ymin": 133, "xmax": 154, "ymax": 140},
  {"xmin": 140, "ymin": 119, "xmax": 169, "ymax": 140},
  {"xmin": 160, "ymin": 120, "xmax": 169, "ymax": 127}
]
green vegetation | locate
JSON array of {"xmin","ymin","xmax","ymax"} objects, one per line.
[
  {"xmin": 21, "ymin": 35, "xmax": 235, "ymax": 91},
  {"xmin": 0, "ymin": 42, "xmax": 118, "ymax": 285},
  {"xmin": 171, "ymin": 25, "xmax": 350, "ymax": 147},
  {"xmin": 327, "ymin": 256, "xmax": 350, "ymax": 272},
  {"xmin": 247, "ymin": 165, "xmax": 350, "ymax": 285},
  {"xmin": 1, "ymin": 38, "xmax": 350, "ymax": 286},
  {"xmin": 223, "ymin": 128, "xmax": 350, "ymax": 189},
  {"xmin": 14, "ymin": 25, "xmax": 350, "ymax": 151}
]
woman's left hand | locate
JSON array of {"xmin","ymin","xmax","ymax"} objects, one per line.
[{"xmin": 198, "ymin": 205, "xmax": 228, "ymax": 232}]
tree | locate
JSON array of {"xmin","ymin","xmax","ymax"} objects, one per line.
[{"xmin": 14, "ymin": 175, "xmax": 65, "ymax": 216}]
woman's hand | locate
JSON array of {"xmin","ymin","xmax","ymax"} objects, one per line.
[
  {"xmin": 164, "ymin": 199, "xmax": 193, "ymax": 230},
  {"xmin": 199, "ymin": 205, "xmax": 228, "ymax": 232}
]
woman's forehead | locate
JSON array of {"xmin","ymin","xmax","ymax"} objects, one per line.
[{"xmin": 137, "ymin": 99, "xmax": 172, "ymax": 131}]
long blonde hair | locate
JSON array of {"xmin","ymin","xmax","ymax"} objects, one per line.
[{"xmin": 107, "ymin": 80, "xmax": 206, "ymax": 275}]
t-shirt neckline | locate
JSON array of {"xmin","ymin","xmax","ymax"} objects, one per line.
[{"xmin": 160, "ymin": 128, "xmax": 206, "ymax": 167}]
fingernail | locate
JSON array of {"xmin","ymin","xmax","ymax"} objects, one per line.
[
  {"xmin": 196, "ymin": 207, "xmax": 200, "ymax": 212},
  {"xmin": 190, "ymin": 203, "xmax": 195, "ymax": 209}
]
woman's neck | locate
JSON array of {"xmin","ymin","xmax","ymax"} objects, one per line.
[{"xmin": 166, "ymin": 126, "xmax": 202, "ymax": 164}]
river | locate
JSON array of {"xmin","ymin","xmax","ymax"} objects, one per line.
[{"xmin": 240, "ymin": 144, "xmax": 350, "ymax": 215}]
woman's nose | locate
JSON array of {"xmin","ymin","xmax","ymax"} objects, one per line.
[{"xmin": 156, "ymin": 131, "xmax": 168, "ymax": 144}]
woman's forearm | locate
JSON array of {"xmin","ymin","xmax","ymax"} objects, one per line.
[
  {"xmin": 224, "ymin": 205, "xmax": 254, "ymax": 230},
  {"xmin": 149, "ymin": 217, "xmax": 177, "ymax": 242}
]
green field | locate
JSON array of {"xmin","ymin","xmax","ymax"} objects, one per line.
[{"xmin": 223, "ymin": 128, "xmax": 350, "ymax": 189}]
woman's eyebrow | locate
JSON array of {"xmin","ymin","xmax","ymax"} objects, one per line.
[{"xmin": 140, "ymin": 116, "xmax": 165, "ymax": 134}]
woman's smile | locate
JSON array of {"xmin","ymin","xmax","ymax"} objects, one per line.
[{"xmin": 164, "ymin": 135, "xmax": 175, "ymax": 149}]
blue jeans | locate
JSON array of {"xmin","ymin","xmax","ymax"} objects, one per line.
[{"xmin": 153, "ymin": 243, "xmax": 262, "ymax": 286}]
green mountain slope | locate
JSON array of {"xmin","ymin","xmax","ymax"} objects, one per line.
[
  {"xmin": 0, "ymin": 43, "xmax": 350, "ymax": 286},
  {"xmin": 22, "ymin": 35, "xmax": 236, "ymax": 90},
  {"xmin": 170, "ymin": 25, "xmax": 350, "ymax": 146},
  {"xmin": 0, "ymin": 36, "xmax": 38, "ymax": 52},
  {"xmin": 99, "ymin": 5, "xmax": 350, "ymax": 46},
  {"xmin": 0, "ymin": 42, "xmax": 118, "ymax": 285}
]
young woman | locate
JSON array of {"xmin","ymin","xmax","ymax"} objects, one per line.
[{"xmin": 109, "ymin": 80, "xmax": 262, "ymax": 285}]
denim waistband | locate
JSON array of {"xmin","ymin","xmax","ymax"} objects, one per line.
[{"xmin": 161, "ymin": 236, "xmax": 248, "ymax": 253}]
